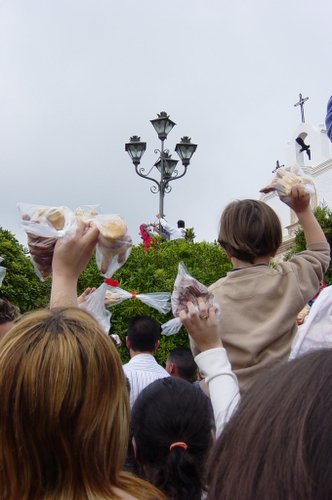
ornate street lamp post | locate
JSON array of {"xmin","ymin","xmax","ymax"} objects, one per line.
[{"xmin": 125, "ymin": 111, "xmax": 197, "ymax": 218}]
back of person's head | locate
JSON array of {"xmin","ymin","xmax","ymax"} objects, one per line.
[
  {"xmin": 166, "ymin": 347, "xmax": 198, "ymax": 382},
  {"xmin": 218, "ymin": 199, "xmax": 282, "ymax": 263},
  {"xmin": 207, "ymin": 349, "xmax": 332, "ymax": 500},
  {"xmin": 127, "ymin": 315, "xmax": 161, "ymax": 353},
  {"xmin": 131, "ymin": 377, "xmax": 213, "ymax": 500},
  {"xmin": 0, "ymin": 307, "xmax": 134, "ymax": 498},
  {"xmin": 0, "ymin": 298, "xmax": 20, "ymax": 325},
  {"xmin": 0, "ymin": 298, "xmax": 21, "ymax": 339},
  {"xmin": 177, "ymin": 220, "xmax": 185, "ymax": 228}
]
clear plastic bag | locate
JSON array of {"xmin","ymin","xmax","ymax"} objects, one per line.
[
  {"xmin": 81, "ymin": 281, "xmax": 171, "ymax": 335},
  {"xmin": 0, "ymin": 257, "xmax": 6, "ymax": 286},
  {"xmin": 289, "ymin": 286, "xmax": 332, "ymax": 360},
  {"xmin": 74, "ymin": 205, "xmax": 100, "ymax": 220},
  {"xmin": 94, "ymin": 214, "xmax": 132, "ymax": 278},
  {"xmin": 162, "ymin": 262, "xmax": 215, "ymax": 336},
  {"xmin": 260, "ymin": 164, "xmax": 315, "ymax": 203},
  {"xmin": 105, "ymin": 284, "xmax": 171, "ymax": 314},
  {"xmin": 80, "ymin": 283, "xmax": 112, "ymax": 334},
  {"xmin": 18, "ymin": 203, "xmax": 77, "ymax": 280}
]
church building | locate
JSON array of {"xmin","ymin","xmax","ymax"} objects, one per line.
[{"xmin": 260, "ymin": 94, "xmax": 332, "ymax": 256}]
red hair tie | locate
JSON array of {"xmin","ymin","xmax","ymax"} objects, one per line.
[
  {"xmin": 131, "ymin": 290, "xmax": 137, "ymax": 299},
  {"xmin": 169, "ymin": 441, "xmax": 188, "ymax": 451}
]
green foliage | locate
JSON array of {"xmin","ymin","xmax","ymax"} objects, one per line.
[
  {"xmin": 185, "ymin": 227, "xmax": 196, "ymax": 242},
  {"xmin": 0, "ymin": 227, "xmax": 231, "ymax": 366},
  {"xmin": 285, "ymin": 204, "xmax": 332, "ymax": 284},
  {"xmin": 101, "ymin": 239, "xmax": 231, "ymax": 366},
  {"xmin": 0, "ymin": 227, "xmax": 51, "ymax": 312}
]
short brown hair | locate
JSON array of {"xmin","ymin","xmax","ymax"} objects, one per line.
[{"xmin": 218, "ymin": 199, "xmax": 282, "ymax": 263}]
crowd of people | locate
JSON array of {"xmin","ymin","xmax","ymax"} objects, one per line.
[{"xmin": 0, "ymin": 97, "xmax": 331, "ymax": 499}]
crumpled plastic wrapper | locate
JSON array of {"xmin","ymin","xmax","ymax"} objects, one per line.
[
  {"xmin": 161, "ymin": 262, "xmax": 216, "ymax": 336},
  {"xmin": 260, "ymin": 165, "xmax": 315, "ymax": 203},
  {"xmin": 80, "ymin": 283, "xmax": 112, "ymax": 334}
]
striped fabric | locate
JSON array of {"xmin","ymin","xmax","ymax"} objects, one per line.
[{"xmin": 123, "ymin": 353, "xmax": 169, "ymax": 408}]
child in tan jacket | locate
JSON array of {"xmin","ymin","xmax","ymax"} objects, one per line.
[{"xmin": 209, "ymin": 185, "xmax": 330, "ymax": 390}]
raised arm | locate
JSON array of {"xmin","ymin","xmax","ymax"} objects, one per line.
[
  {"xmin": 180, "ymin": 298, "xmax": 240, "ymax": 436},
  {"xmin": 283, "ymin": 185, "xmax": 326, "ymax": 246},
  {"xmin": 51, "ymin": 219, "xmax": 99, "ymax": 308}
]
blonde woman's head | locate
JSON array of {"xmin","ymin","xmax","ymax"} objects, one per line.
[{"xmin": 0, "ymin": 307, "xmax": 130, "ymax": 499}]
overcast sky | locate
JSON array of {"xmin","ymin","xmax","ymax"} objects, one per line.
[{"xmin": 0, "ymin": 0, "xmax": 331, "ymax": 246}]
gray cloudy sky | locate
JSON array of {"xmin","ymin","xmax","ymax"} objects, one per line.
[{"xmin": 0, "ymin": 0, "xmax": 331, "ymax": 246}]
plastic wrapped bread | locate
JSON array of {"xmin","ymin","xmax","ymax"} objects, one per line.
[
  {"xmin": 162, "ymin": 262, "xmax": 217, "ymax": 336},
  {"xmin": 94, "ymin": 214, "xmax": 132, "ymax": 277},
  {"xmin": 260, "ymin": 165, "xmax": 315, "ymax": 201},
  {"xmin": 74, "ymin": 205, "xmax": 100, "ymax": 220},
  {"xmin": 18, "ymin": 203, "xmax": 77, "ymax": 280}
]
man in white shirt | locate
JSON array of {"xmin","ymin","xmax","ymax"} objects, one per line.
[
  {"xmin": 123, "ymin": 315, "xmax": 169, "ymax": 408},
  {"xmin": 156, "ymin": 214, "xmax": 186, "ymax": 240}
]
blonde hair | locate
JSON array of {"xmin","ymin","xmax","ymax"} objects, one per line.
[{"xmin": 0, "ymin": 307, "xmax": 164, "ymax": 500}]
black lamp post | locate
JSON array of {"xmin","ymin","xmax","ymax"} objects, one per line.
[{"xmin": 125, "ymin": 111, "xmax": 197, "ymax": 218}]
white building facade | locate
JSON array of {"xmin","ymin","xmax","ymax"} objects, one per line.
[{"xmin": 260, "ymin": 120, "xmax": 332, "ymax": 255}]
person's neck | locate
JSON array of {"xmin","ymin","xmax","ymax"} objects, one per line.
[
  {"xmin": 130, "ymin": 349, "xmax": 154, "ymax": 359},
  {"xmin": 231, "ymin": 255, "xmax": 271, "ymax": 269}
]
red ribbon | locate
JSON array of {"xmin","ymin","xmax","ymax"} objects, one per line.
[
  {"xmin": 104, "ymin": 278, "xmax": 119, "ymax": 287},
  {"xmin": 131, "ymin": 290, "xmax": 137, "ymax": 299}
]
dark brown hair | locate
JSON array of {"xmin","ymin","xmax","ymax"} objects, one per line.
[
  {"xmin": 207, "ymin": 349, "xmax": 332, "ymax": 500},
  {"xmin": 132, "ymin": 377, "xmax": 213, "ymax": 500},
  {"xmin": 167, "ymin": 347, "xmax": 198, "ymax": 382},
  {"xmin": 0, "ymin": 298, "xmax": 20, "ymax": 324},
  {"xmin": 218, "ymin": 199, "xmax": 282, "ymax": 263},
  {"xmin": 127, "ymin": 315, "xmax": 161, "ymax": 352}
]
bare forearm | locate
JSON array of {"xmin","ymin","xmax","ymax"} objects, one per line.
[
  {"xmin": 50, "ymin": 274, "xmax": 78, "ymax": 309},
  {"xmin": 297, "ymin": 208, "xmax": 327, "ymax": 246}
]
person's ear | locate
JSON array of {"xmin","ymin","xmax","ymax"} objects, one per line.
[
  {"xmin": 132, "ymin": 436, "xmax": 138, "ymax": 458},
  {"xmin": 132, "ymin": 436, "xmax": 144, "ymax": 465},
  {"xmin": 152, "ymin": 340, "xmax": 160, "ymax": 352},
  {"xmin": 168, "ymin": 362, "xmax": 177, "ymax": 375},
  {"xmin": 126, "ymin": 336, "xmax": 131, "ymax": 350}
]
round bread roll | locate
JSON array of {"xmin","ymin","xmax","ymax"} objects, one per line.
[
  {"xmin": 37, "ymin": 207, "xmax": 65, "ymax": 230},
  {"xmin": 100, "ymin": 218, "xmax": 127, "ymax": 240}
]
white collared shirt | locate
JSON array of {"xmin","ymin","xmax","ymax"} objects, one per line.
[{"xmin": 123, "ymin": 353, "xmax": 169, "ymax": 408}]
